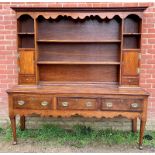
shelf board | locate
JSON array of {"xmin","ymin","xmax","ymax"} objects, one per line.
[
  {"xmin": 18, "ymin": 48, "xmax": 35, "ymax": 51},
  {"xmin": 123, "ymin": 33, "xmax": 141, "ymax": 35},
  {"xmin": 122, "ymin": 49, "xmax": 140, "ymax": 51},
  {"xmin": 37, "ymin": 61, "xmax": 121, "ymax": 65},
  {"xmin": 37, "ymin": 40, "xmax": 121, "ymax": 43},
  {"xmin": 18, "ymin": 32, "xmax": 34, "ymax": 35},
  {"xmin": 39, "ymin": 81, "xmax": 119, "ymax": 86}
]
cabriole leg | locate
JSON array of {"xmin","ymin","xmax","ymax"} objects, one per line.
[
  {"xmin": 139, "ymin": 119, "xmax": 146, "ymax": 150},
  {"xmin": 20, "ymin": 116, "xmax": 25, "ymax": 131},
  {"xmin": 132, "ymin": 118, "xmax": 137, "ymax": 133},
  {"xmin": 9, "ymin": 116, "xmax": 17, "ymax": 145}
]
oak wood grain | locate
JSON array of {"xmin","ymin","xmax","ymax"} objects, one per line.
[
  {"xmin": 122, "ymin": 51, "xmax": 139, "ymax": 76},
  {"xmin": 18, "ymin": 50, "xmax": 35, "ymax": 75}
]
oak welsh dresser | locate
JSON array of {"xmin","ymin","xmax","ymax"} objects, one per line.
[{"xmin": 7, "ymin": 7, "xmax": 149, "ymax": 149}]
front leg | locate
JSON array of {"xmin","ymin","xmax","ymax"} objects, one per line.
[
  {"xmin": 9, "ymin": 116, "xmax": 17, "ymax": 145},
  {"xmin": 139, "ymin": 119, "xmax": 146, "ymax": 150}
]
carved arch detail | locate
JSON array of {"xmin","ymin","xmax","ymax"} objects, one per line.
[
  {"xmin": 17, "ymin": 13, "xmax": 34, "ymax": 19},
  {"xmin": 124, "ymin": 13, "xmax": 142, "ymax": 20}
]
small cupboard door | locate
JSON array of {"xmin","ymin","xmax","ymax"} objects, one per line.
[
  {"xmin": 121, "ymin": 50, "xmax": 140, "ymax": 86},
  {"xmin": 122, "ymin": 51, "xmax": 139, "ymax": 76},
  {"xmin": 19, "ymin": 50, "xmax": 35, "ymax": 74},
  {"xmin": 18, "ymin": 50, "xmax": 36, "ymax": 84}
]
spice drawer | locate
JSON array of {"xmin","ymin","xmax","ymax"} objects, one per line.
[
  {"xmin": 101, "ymin": 98, "xmax": 143, "ymax": 112},
  {"xmin": 57, "ymin": 97, "xmax": 98, "ymax": 110},
  {"xmin": 19, "ymin": 75, "xmax": 36, "ymax": 85},
  {"xmin": 122, "ymin": 77, "xmax": 139, "ymax": 85},
  {"xmin": 13, "ymin": 95, "xmax": 53, "ymax": 110}
]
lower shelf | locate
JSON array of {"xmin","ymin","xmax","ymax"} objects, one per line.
[{"xmin": 39, "ymin": 81, "xmax": 119, "ymax": 86}]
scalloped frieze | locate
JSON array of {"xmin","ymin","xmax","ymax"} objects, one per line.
[
  {"xmin": 16, "ymin": 12, "xmax": 143, "ymax": 20},
  {"xmin": 35, "ymin": 12, "xmax": 143, "ymax": 20},
  {"xmin": 14, "ymin": 110, "xmax": 142, "ymax": 120}
]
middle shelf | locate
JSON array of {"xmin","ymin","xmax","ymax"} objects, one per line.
[{"xmin": 37, "ymin": 61, "xmax": 121, "ymax": 65}]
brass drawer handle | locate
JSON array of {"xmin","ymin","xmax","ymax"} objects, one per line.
[
  {"xmin": 62, "ymin": 102, "xmax": 69, "ymax": 107},
  {"xmin": 17, "ymin": 100, "xmax": 25, "ymax": 106},
  {"xmin": 41, "ymin": 101, "xmax": 49, "ymax": 106},
  {"xmin": 86, "ymin": 101, "xmax": 93, "ymax": 107},
  {"xmin": 131, "ymin": 103, "xmax": 139, "ymax": 108},
  {"xmin": 106, "ymin": 102, "xmax": 113, "ymax": 108}
]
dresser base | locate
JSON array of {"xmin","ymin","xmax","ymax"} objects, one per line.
[{"xmin": 7, "ymin": 85, "xmax": 149, "ymax": 149}]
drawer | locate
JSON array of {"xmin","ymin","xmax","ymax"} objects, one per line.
[
  {"xmin": 13, "ymin": 95, "xmax": 53, "ymax": 110},
  {"xmin": 101, "ymin": 98, "xmax": 143, "ymax": 112},
  {"xmin": 57, "ymin": 97, "xmax": 98, "ymax": 110},
  {"xmin": 19, "ymin": 75, "xmax": 36, "ymax": 85},
  {"xmin": 122, "ymin": 77, "xmax": 139, "ymax": 85}
]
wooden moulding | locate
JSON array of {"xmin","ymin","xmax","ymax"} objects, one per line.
[{"xmin": 11, "ymin": 7, "xmax": 147, "ymax": 12}]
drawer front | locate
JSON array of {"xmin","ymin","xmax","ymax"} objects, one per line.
[
  {"xmin": 19, "ymin": 75, "xmax": 36, "ymax": 85},
  {"xmin": 101, "ymin": 98, "xmax": 143, "ymax": 111},
  {"xmin": 57, "ymin": 97, "xmax": 97, "ymax": 110},
  {"xmin": 13, "ymin": 95, "xmax": 52, "ymax": 110},
  {"xmin": 122, "ymin": 77, "xmax": 139, "ymax": 85}
]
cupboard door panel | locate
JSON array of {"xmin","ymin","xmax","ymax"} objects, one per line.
[
  {"xmin": 122, "ymin": 51, "xmax": 139, "ymax": 76},
  {"xmin": 19, "ymin": 51, "xmax": 35, "ymax": 74}
]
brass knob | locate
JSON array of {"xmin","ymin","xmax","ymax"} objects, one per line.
[
  {"xmin": 41, "ymin": 101, "xmax": 49, "ymax": 106},
  {"xmin": 86, "ymin": 101, "xmax": 92, "ymax": 107},
  {"xmin": 62, "ymin": 101, "xmax": 69, "ymax": 107},
  {"xmin": 131, "ymin": 103, "xmax": 139, "ymax": 108},
  {"xmin": 120, "ymin": 99, "xmax": 124, "ymax": 103},
  {"xmin": 17, "ymin": 100, "xmax": 25, "ymax": 106},
  {"xmin": 30, "ymin": 97, "xmax": 36, "ymax": 101},
  {"xmin": 106, "ymin": 102, "xmax": 113, "ymax": 108}
]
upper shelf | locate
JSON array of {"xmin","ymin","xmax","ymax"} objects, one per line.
[
  {"xmin": 123, "ymin": 33, "xmax": 141, "ymax": 35},
  {"xmin": 37, "ymin": 40, "xmax": 121, "ymax": 43},
  {"xmin": 122, "ymin": 49, "xmax": 140, "ymax": 51},
  {"xmin": 18, "ymin": 48, "xmax": 35, "ymax": 51},
  {"xmin": 18, "ymin": 32, "xmax": 34, "ymax": 35}
]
